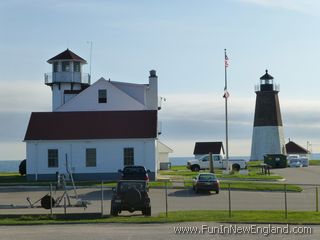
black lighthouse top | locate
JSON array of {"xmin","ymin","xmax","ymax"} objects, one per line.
[{"xmin": 259, "ymin": 70, "xmax": 274, "ymax": 91}]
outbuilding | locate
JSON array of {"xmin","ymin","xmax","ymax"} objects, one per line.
[{"xmin": 193, "ymin": 142, "xmax": 225, "ymax": 159}]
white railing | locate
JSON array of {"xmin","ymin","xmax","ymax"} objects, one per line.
[
  {"xmin": 255, "ymin": 84, "xmax": 280, "ymax": 92},
  {"xmin": 44, "ymin": 72, "xmax": 90, "ymax": 85}
]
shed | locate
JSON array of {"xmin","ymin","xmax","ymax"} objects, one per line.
[
  {"xmin": 193, "ymin": 142, "xmax": 225, "ymax": 159},
  {"xmin": 157, "ymin": 141, "xmax": 173, "ymax": 170},
  {"xmin": 285, "ymin": 141, "xmax": 310, "ymax": 157}
]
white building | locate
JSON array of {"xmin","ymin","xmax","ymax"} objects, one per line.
[
  {"xmin": 24, "ymin": 49, "xmax": 171, "ymax": 181},
  {"xmin": 157, "ymin": 141, "xmax": 173, "ymax": 170}
]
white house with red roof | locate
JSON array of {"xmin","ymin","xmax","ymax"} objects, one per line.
[{"xmin": 24, "ymin": 49, "xmax": 171, "ymax": 181}]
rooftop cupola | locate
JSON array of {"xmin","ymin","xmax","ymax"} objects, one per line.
[
  {"xmin": 45, "ymin": 49, "xmax": 90, "ymax": 86},
  {"xmin": 45, "ymin": 49, "xmax": 91, "ymax": 111}
]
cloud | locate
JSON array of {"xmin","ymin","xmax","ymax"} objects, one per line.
[
  {"xmin": 237, "ymin": 0, "xmax": 320, "ymax": 14},
  {"xmin": 0, "ymin": 112, "xmax": 30, "ymax": 142},
  {"xmin": 1, "ymin": 86, "xmax": 320, "ymax": 158},
  {"xmin": 159, "ymin": 93, "xmax": 320, "ymax": 156},
  {"xmin": 0, "ymin": 81, "xmax": 51, "ymax": 112}
]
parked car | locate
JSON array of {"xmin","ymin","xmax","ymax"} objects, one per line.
[
  {"xmin": 289, "ymin": 160, "xmax": 303, "ymax": 168},
  {"xmin": 119, "ymin": 165, "xmax": 150, "ymax": 181},
  {"xmin": 192, "ymin": 173, "xmax": 220, "ymax": 194},
  {"xmin": 110, "ymin": 180, "xmax": 151, "ymax": 216}
]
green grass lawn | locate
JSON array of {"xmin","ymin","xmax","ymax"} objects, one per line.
[
  {"xmin": 0, "ymin": 172, "xmax": 172, "ymax": 188},
  {"xmin": 160, "ymin": 164, "xmax": 302, "ymax": 192},
  {"xmin": 183, "ymin": 181, "xmax": 302, "ymax": 192},
  {"xmin": 0, "ymin": 210, "xmax": 319, "ymax": 224},
  {"xmin": 161, "ymin": 162, "xmax": 283, "ymax": 181},
  {"xmin": 309, "ymin": 160, "xmax": 320, "ymax": 166}
]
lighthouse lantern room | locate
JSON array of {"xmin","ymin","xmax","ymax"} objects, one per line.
[{"xmin": 44, "ymin": 49, "xmax": 90, "ymax": 111}]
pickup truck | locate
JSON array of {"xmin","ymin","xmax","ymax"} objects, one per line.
[{"xmin": 187, "ymin": 154, "xmax": 247, "ymax": 172}]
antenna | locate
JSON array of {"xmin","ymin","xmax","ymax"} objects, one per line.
[{"xmin": 86, "ymin": 41, "xmax": 93, "ymax": 84}]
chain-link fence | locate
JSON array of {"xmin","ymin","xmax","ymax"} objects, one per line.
[{"xmin": 0, "ymin": 181, "xmax": 319, "ymax": 219}]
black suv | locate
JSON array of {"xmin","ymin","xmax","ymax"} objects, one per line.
[
  {"xmin": 110, "ymin": 180, "xmax": 151, "ymax": 216},
  {"xmin": 119, "ymin": 166, "xmax": 150, "ymax": 181}
]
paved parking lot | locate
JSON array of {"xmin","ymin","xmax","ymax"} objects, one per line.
[
  {"xmin": 273, "ymin": 166, "xmax": 320, "ymax": 185},
  {"xmin": 0, "ymin": 185, "xmax": 317, "ymax": 216}
]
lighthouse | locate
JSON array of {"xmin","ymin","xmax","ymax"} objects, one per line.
[
  {"xmin": 250, "ymin": 70, "xmax": 286, "ymax": 161},
  {"xmin": 44, "ymin": 49, "xmax": 90, "ymax": 111}
]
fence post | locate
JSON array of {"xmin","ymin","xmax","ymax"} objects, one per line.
[
  {"xmin": 228, "ymin": 183, "xmax": 231, "ymax": 218},
  {"xmin": 101, "ymin": 181, "xmax": 104, "ymax": 217},
  {"xmin": 165, "ymin": 180, "xmax": 168, "ymax": 220},
  {"xmin": 209, "ymin": 152, "xmax": 214, "ymax": 173},
  {"xmin": 50, "ymin": 183, "xmax": 53, "ymax": 217},
  {"xmin": 64, "ymin": 196, "xmax": 67, "ymax": 214},
  {"xmin": 316, "ymin": 186, "xmax": 319, "ymax": 212},
  {"xmin": 284, "ymin": 184, "xmax": 288, "ymax": 219}
]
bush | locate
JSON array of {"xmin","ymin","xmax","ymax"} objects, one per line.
[{"xmin": 19, "ymin": 159, "xmax": 26, "ymax": 176}]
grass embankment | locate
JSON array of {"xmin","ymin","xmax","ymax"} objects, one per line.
[
  {"xmin": 182, "ymin": 181, "xmax": 302, "ymax": 192},
  {"xmin": 161, "ymin": 162, "xmax": 283, "ymax": 181},
  {"xmin": 1, "ymin": 210, "xmax": 320, "ymax": 224},
  {"xmin": 0, "ymin": 173, "xmax": 173, "ymax": 188},
  {"xmin": 161, "ymin": 163, "xmax": 303, "ymax": 192}
]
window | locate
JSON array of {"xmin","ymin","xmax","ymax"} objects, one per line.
[
  {"xmin": 86, "ymin": 148, "xmax": 96, "ymax": 167},
  {"xmin": 74, "ymin": 62, "xmax": 80, "ymax": 72},
  {"xmin": 53, "ymin": 62, "xmax": 59, "ymax": 72},
  {"xmin": 123, "ymin": 148, "xmax": 134, "ymax": 166},
  {"xmin": 202, "ymin": 156, "xmax": 209, "ymax": 162},
  {"xmin": 62, "ymin": 61, "xmax": 70, "ymax": 72},
  {"xmin": 213, "ymin": 156, "xmax": 220, "ymax": 161},
  {"xmin": 98, "ymin": 89, "xmax": 107, "ymax": 103},
  {"xmin": 48, "ymin": 149, "xmax": 58, "ymax": 168}
]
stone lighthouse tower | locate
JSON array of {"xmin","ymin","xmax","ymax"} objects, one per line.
[
  {"xmin": 250, "ymin": 70, "xmax": 286, "ymax": 160},
  {"xmin": 45, "ymin": 49, "xmax": 90, "ymax": 111}
]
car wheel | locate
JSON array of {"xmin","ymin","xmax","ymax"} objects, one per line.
[
  {"xmin": 216, "ymin": 190, "xmax": 219, "ymax": 194},
  {"xmin": 232, "ymin": 164, "xmax": 240, "ymax": 172},
  {"xmin": 192, "ymin": 165, "xmax": 200, "ymax": 172},
  {"xmin": 143, "ymin": 207, "xmax": 151, "ymax": 216},
  {"xmin": 195, "ymin": 187, "xmax": 199, "ymax": 193},
  {"xmin": 110, "ymin": 206, "xmax": 118, "ymax": 216}
]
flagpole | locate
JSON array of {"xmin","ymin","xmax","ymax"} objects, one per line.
[{"xmin": 224, "ymin": 49, "xmax": 229, "ymax": 172}]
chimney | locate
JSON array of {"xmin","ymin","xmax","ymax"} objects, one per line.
[{"xmin": 146, "ymin": 69, "xmax": 158, "ymax": 110}]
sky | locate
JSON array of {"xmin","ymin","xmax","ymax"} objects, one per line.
[{"xmin": 1, "ymin": 0, "xmax": 320, "ymax": 159}]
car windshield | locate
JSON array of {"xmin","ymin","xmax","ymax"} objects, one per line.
[
  {"xmin": 198, "ymin": 174, "xmax": 217, "ymax": 181},
  {"xmin": 123, "ymin": 167, "xmax": 146, "ymax": 174},
  {"xmin": 118, "ymin": 182, "xmax": 146, "ymax": 192}
]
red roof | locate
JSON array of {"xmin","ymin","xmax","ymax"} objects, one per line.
[
  {"xmin": 193, "ymin": 142, "xmax": 225, "ymax": 155},
  {"xmin": 24, "ymin": 111, "xmax": 157, "ymax": 141},
  {"xmin": 285, "ymin": 141, "xmax": 310, "ymax": 154},
  {"xmin": 47, "ymin": 49, "xmax": 87, "ymax": 63}
]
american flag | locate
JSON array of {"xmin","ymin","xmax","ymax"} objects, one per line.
[{"xmin": 225, "ymin": 53, "xmax": 229, "ymax": 68}]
